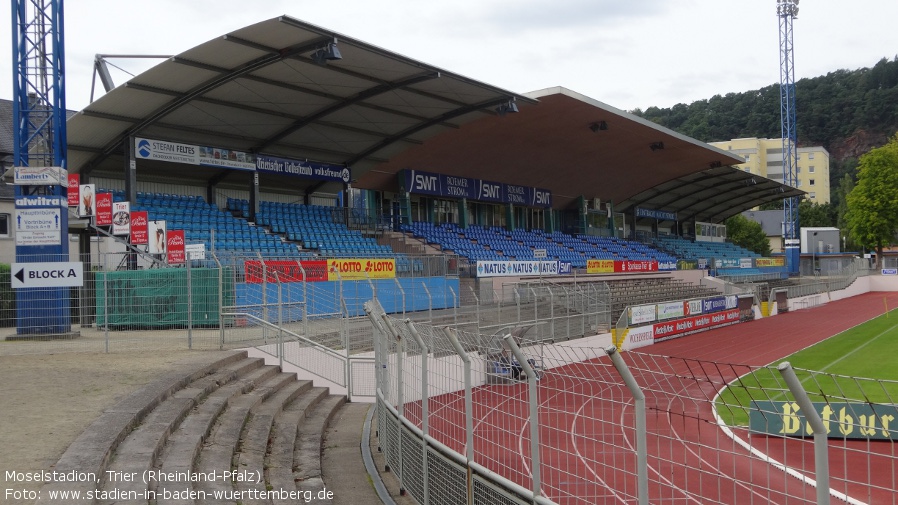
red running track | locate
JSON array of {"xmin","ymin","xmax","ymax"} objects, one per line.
[{"xmin": 412, "ymin": 291, "xmax": 898, "ymax": 504}]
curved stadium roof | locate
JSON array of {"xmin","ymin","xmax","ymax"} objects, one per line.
[{"xmin": 64, "ymin": 15, "xmax": 803, "ymax": 223}]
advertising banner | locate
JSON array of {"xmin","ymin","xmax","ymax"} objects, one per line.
[
  {"xmin": 67, "ymin": 173, "xmax": 80, "ymax": 207},
  {"xmin": 14, "ymin": 166, "xmax": 66, "ymax": 186},
  {"xmin": 404, "ymin": 169, "xmax": 552, "ymax": 208},
  {"xmin": 327, "ymin": 259, "xmax": 396, "ymax": 280},
  {"xmin": 702, "ymin": 296, "xmax": 728, "ymax": 314},
  {"xmin": 617, "ymin": 260, "xmax": 658, "ymax": 273},
  {"xmin": 95, "ymin": 192, "xmax": 113, "ymax": 226},
  {"xmin": 653, "ymin": 309, "xmax": 740, "ymax": 341},
  {"xmin": 148, "ymin": 220, "xmax": 167, "ymax": 254},
  {"xmin": 715, "ymin": 258, "xmax": 741, "ymax": 268},
  {"xmin": 244, "ymin": 260, "xmax": 329, "ymax": 283},
  {"xmin": 657, "ymin": 301, "xmax": 686, "ymax": 321},
  {"xmin": 130, "ymin": 211, "xmax": 149, "ymax": 245},
  {"xmin": 628, "ymin": 304, "xmax": 657, "ymax": 325},
  {"xmin": 685, "ymin": 299, "xmax": 704, "ymax": 316},
  {"xmin": 677, "ymin": 259, "xmax": 699, "ymax": 270},
  {"xmin": 756, "ymin": 257, "xmax": 786, "ymax": 267},
  {"xmin": 78, "ymin": 184, "xmax": 95, "ymax": 217},
  {"xmin": 749, "ymin": 401, "xmax": 898, "ymax": 441},
  {"xmin": 621, "ymin": 325, "xmax": 654, "ymax": 351},
  {"xmin": 166, "ymin": 230, "xmax": 186, "ymax": 264},
  {"xmin": 112, "ymin": 201, "xmax": 130, "ymax": 236},
  {"xmin": 256, "ymin": 155, "xmax": 351, "ymax": 184},
  {"xmin": 635, "ymin": 207, "xmax": 677, "ymax": 221},
  {"xmin": 586, "ymin": 259, "xmax": 615, "ymax": 274},
  {"xmin": 476, "ymin": 260, "xmax": 561, "ymax": 278}
]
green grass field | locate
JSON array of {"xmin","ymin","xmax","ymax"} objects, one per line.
[{"xmin": 717, "ymin": 308, "xmax": 898, "ymax": 426}]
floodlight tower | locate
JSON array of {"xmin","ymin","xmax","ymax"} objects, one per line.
[
  {"xmin": 777, "ymin": 0, "xmax": 800, "ymax": 274},
  {"xmin": 11, "ymin": 0, "xmax": 72, "ymax": 335}
]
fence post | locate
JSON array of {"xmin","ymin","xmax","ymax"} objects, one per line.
[
  {"xmin": 214, "ymin": 252, "xmax": 224, "ymax": 350},
  {"xmin": 276, "ymin": 272, "xmax": 284, "ymax": 370},
  {"xmin": 379, "ymin": 313, "xmax": 405, "ymax": 494},
  {"xmin": 448, "ymin": 286, "xmax": 457, "ymax": 326},
  {"xmin": 778, "ymin": 362, "xmax": 831, "ymax": 505},
  {"xmin": 187, "ymin": 258, "xmax": 193, "ymax": 349},
  {"xmin": 405, "ymin": 319, "xmax": 429, "ymax": 505},
  {"xmin": 446, "ymin": 327, "xmax": 475, "ymax": 505},
  {"xmin": 394, "ymin": 277, "xmax": 406, "ymax": 317},
  {"xmin": 604, "ymin": 346, "xmax": 648, "ymax": 505},
  {"xmin": 548, "ymin": 287, "xmax": 555, "ymax": 340},
  {"xmin": 469, "ymin": 287, "xmax": 480, "ymax": 334},
  {"xmin": 421, "ymin": 282, "xmax": 432, "ymax": 323},
  {"xmin": 503, "ymin": 335, "xmax": 542, "ymax": 501}
]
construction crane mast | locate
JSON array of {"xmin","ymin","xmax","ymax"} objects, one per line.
[
  {"xmin": 777, "ymin": 0, "xmax": 800, "ymax": 274},
  {"xmin": 11, "ymin": 0, "xmax": 72, "ymax": 335}
]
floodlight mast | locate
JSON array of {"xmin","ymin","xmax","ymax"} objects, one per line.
[{"xmin": 778, "ymin": 0, "xmax": 800, "ymax": 274}]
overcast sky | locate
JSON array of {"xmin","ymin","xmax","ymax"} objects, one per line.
[{"xmin": 2, "ymin": 0, "xmax": 898, "ymax": 113}]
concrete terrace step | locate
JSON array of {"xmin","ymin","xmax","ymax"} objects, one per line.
[
  {"xmin": 293, "ymin": 395, "xmax": 348, "ymax": 497},
  {"xmin": 33, "ymin": 350, "xmax": 249, "ymax": 505},
  {"xmin": 152, "ymin": 365, "xmax": 286, "ymax": 504},
  {"xmin": 267, "ymin": 387, "xmax": 330, "ymax": 504},
  {"xmin": 98, "ymin": 357, "xmax": 267, "ymax": 499}
]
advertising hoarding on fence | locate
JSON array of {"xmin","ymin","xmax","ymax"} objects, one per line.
[
  {"xmin": 756, "ymin": 257, "xmax": 785, "ymax": 267},
  {"xmin": 653, "ymin": 309, "xmax": 740, "ymax": 341},
  {"xmin": 628, "ymin": 304, "xmax": 657, "ymax": 325},
  {"xmin": 587, "ymin": 259, "xmax": 659, "ymax": 274},
  {"xmin": 621, "ymin": 325, "xmax": 654, "ymax": 351},
  {"xmin": 326, "ymin": 259, "xmax": 396, "ymax": 280},
  {"xmin": 476, "ymin": 260, "xmax": 561, "ymax": 278},
  {"xmin": 657, "ymin": 301, "xmax": 686, "ymax": 320},
  {"xmin": 244, "ymin": 260, "xmax": 328, "ymax": 283}
]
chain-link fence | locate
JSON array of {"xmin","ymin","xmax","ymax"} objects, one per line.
[{"xmin": 366, "ymin": 306, "xmax": 898, "ymax": 505}]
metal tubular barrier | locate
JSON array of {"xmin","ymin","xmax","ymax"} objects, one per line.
[
  {"xmin": 778, "ymin": 362, "xmax": 831, "ymax": 505},
  {"xmin": 604, "ymin": 346, "xmax": 648, "ymax": 505}
]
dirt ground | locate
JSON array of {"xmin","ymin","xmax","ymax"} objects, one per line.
[{"xmin": 0, "ymin": 350, "xmax": 217, "ymax": 505}]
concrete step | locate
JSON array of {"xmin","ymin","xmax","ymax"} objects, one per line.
[
  {"xmin": 293, "ymin": 395, "xmax": 347, "ymax": 499},
  {"xmin": 33, "ymin": 350, "xmax": 249, "ymax": 505},
  {"xmin": 98, "ymin": 357, "xmax": 267, "ymax": 501},
  {"xmin": 268, "ymin": 387, "xmax": 330, "ymax": 505},
  {"xmin": 153, "ymin": 365, "xmax": 284, "ymax": 505}
]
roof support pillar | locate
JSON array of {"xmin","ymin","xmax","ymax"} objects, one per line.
[
  {"xmin": 249, "ymin": 171, "xmax": 260, "ymax": 222},
  {"xmin": 123, "ymin": 136, "xmax": 137, "ymax": 204}
]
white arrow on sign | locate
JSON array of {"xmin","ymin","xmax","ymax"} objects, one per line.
[{"xmin": 10, "ymin": 262, "xmax": 84, "ymax": 289}]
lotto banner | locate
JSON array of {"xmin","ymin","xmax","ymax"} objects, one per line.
[
  {"xmin": 586, "ymin": 259, "xmax": 615, "ymax": 274},
  {"xmin": 327, "ymin": 258, "xmax": 396, "ymax": 280},
  {"xmin": 244, "ymin": 260, "xmax": 328, "ymax": 283}
]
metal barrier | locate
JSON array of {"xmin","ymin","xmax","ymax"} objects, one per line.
[{"xmin": 365, "ymin": 305, "xmax": 898, "ymax": 505}]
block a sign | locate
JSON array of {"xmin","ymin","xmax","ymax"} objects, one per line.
[{"xmin": 10, "ymin": 262, "xmax": 84, "ymax": 289}]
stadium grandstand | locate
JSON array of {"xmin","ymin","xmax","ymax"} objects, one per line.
[{"xmin": 5, "ymin": 14, "xmax": 895, "ymax": 505}]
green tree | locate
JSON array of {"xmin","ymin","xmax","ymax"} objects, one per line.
[
  {"xmin": 798, "ymin": 200, "xmax": 835, "ymax": 227},
  {"xmin": 845, "ymin": 133, "xmax": 898, "ymax": 267},
  {"xmin": 725, "ymin": 214, "xmax": 772, "ymax": 256}
]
